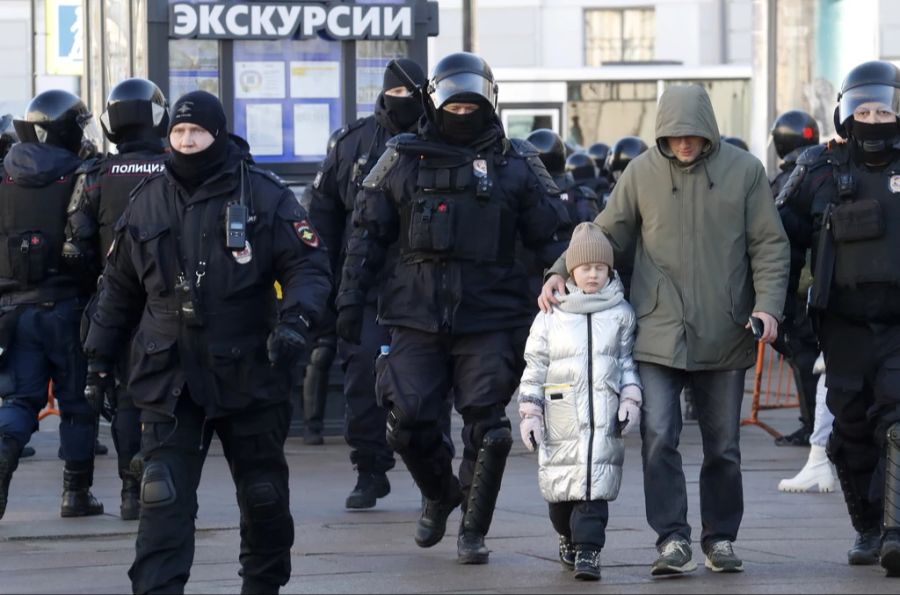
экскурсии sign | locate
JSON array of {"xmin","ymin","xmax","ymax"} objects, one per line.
[{"xmin": 170, "ymin": 1, "xmax": 414, "ymax": 40}]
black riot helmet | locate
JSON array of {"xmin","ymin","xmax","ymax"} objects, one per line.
[
  {"xmin": 0, "ymin": 114, "xmax": 17, "ymax": 159},
  {"xmin": 606, "ymin": 136, "xmax": 648, "ymax": 180},
  {"xmin": 771, "ymin": 110, "xmax": 819, "ymax": 159},
  {"xmin": 565, "ymin": 151, "xmax": 596, "ymax": 181},
  {"xmin": 13, "ymin": 90, "xmax": 100, "ymax": 154},
  {"xmin": 835, "ymin": 60, "xmax": 900, "ymax": 138},
  {"xmin": 586, "ymin": 142, "xmax": 610, "ymax": 172},
  {"xmin": 100, "ymin": 78, "xmax": 169, "ymax": 144},
  {"xmin": 427, "ymin": 52, "xmax": 498, "ymax": 113},
  {"xmin": 722, "ymin": 136, "xmax": 749, "ymax": 151},
  {"xmin": 526, "ymin": 128, "xmax": 566, "ymax": 175}
]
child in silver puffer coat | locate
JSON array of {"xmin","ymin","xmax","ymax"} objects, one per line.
[{"xmin": 518, "ymin": 222, "xmax": 642, "ymax": 581}]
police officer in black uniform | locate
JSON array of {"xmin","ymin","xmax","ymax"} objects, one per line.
[
  {"xmin": 586, "ymin": 141, "xmax": 612, "ymax": 197},
  {"xmin": 527, "ymin": 129, "xmax": 601, "ymax": 224},
  {"xmin": 605, "ymin": 136, "xmax": 648, "ymax": 190},
  {"xmin": 565, "ymin": 150, "xmax": 604, "ymax": 194},
  {"xmin": 769, "ymin": 109, "xmax": 821, "ymax": 447},
  {"xmin": 308, "ymin": 58, "xmax": 428, "ymax": 507},
  {"xmin": 0, "ymin": 90, "xmax": 104, "ymax": 520},
  {"xmin": 83, "ymin": 91, "xmax": 331, "ymax": 594},
  {"xmin": 336, "ymin": 52, "xmax": 568, "ymax": 565},
  {"xmin": 777, "ymin": 60, "xmax": 900, "ymax": 577},
  {"xmin": 69, "ymin": 78, "xmax": 170, "ymax": 520}
]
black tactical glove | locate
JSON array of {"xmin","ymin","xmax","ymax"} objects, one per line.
[
  {"xmin": 336, "ymin": 305, "xmax": 364, "ymax": 345},
  {"xmin": 267, "ymin": 316, "xmax": 310, "ymax": 370},
  {"xmin": 84, "ymin": 359, "xmax": 116, "ymax": 422}
]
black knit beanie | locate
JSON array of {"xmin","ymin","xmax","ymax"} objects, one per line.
[
  {"xmin": 168, "ymin": 91, "xmax": 226, "ymax": 137},
  {"xmin": 383, "ymin": 59, "xmax": 426, "ymax": 91}
]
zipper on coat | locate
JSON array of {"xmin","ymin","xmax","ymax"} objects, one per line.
[{"xmin": 586, "ymin": 312, "xmax": 595, "ymax": 501}]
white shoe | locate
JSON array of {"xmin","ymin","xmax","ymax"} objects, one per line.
[{"xmin": 778, "ymin": 445, "xmax": 836, "ymax": 493}]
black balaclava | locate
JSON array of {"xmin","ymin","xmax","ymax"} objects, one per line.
[
  {"xmin": 438, "ymin": 99, "xmax": 493, "ymax": 146},
  {"xmin": 167, "ymin": 91, "xmax": 229, "ymax": 194},
  {"xmin": 847, "ymin": 119, "xmax": 900, "ymax": 165},
  {"xmin": 381, "ymin": 58, "xmax": 426, "ymax": 132}
]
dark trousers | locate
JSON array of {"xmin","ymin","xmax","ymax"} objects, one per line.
[
  {"xmin": 377, "ymin": 327, "xmax": 523, "ymax": 500},
  {"xmin": 819, "ymin": 315, "xmax": 900, "ymax": 532},
  {"xmin": 548, "ymin": 500, "xmax": 609, "ymax": 550},
  {"xmin": 0, "ymin": 298, "xmax": 94, "ymax": 461},
  {"xmin": 129, "ymin": 396, "xmax": 293, "ymax": 595},
  {"xmin": 112, "ymin": 388, "xmax": 141, "ymax": 478},
  {"xmin": 337, "ymin": 304, "xmax": 395, "ymax": 473},
  {"xmin": 787, "ymin": 314, "xmax": 821, "ymax": 431},
  {"xmin": 639, "ymin": 363, "xmax": 745, "ymax": 549}
]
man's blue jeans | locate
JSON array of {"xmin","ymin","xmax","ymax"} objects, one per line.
[{"xmin": 638, "ymin": 362, "xmax": 746, "ymax": 550}]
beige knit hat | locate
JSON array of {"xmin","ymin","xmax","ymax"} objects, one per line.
[{"xmin": 566, "ymin": 222, "xmax": 614, "ymax": 274}]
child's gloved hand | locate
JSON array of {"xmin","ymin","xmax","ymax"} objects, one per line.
[
  {"xmin": 518, "ymin": 401, "xmax": 544, "ymax": 452},
  {"xmin": 618, "ymin": 385, "xmax": 642, "ymax": 436}
]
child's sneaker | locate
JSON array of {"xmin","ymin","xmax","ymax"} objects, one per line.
[
  {"xmin": 558, "ymin": 535, "xmax": 575, "ymax": 570},
  {"xmin": 703, "ymin": 540, "xmax": 744, "ymax": 573},
  {"xmin": 573, "ymin": 548, "xmax": 601, "ymax": 581}
]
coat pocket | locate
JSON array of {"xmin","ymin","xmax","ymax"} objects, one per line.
[
  {"xmin": 543, "ymin": 384, "xmax": 577, "ymax": 443},
  {"xmin": 130, "ymin": 223, "xmax": 173, "ymax": 296},
  {"xmin": 128, "ymin": 331, "xmax": 178, "ymax": 406}
]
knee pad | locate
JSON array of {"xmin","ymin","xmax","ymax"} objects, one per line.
[
  {"xmin": 385, "ymin": 406, "xmax": 442, "ymax": 455},
  {"xmin": 462, "ymin": 405, "xmax": 511, "ymax": 454},
  {"xmin": 385, "ymin": 407, "xmax": 412, "ymax": 452},
  {"xmin": 244, "ymin": 479, "xmax": 284, "ymax": 522},
  {"xmin": 889, "ymin": 423, "xmax": 900, "ymax": 448},
  {"xmin": 140, "ymin": 461, "xmax": 176, "ymax": 509}
]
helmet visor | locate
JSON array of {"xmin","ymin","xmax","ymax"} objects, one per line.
[
  {"xmin": 79, "ymin": 113, "xmax": 103, "ymax": 150},
  {"xmin": 839, "ymin": 84, "xmax": 900, "ymax": 124},
  {"xmin": 429, "ymin": 72, "xmax": 496, "ymax": 111},
  {"xmin": 12, "ymin": 120, "xmax": 47, "ymax": 144}
]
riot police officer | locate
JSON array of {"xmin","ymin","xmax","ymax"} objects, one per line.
[
  {"xmin": 68, "ymin": 77, "xmax": 170, "ymax": 521},
  {"xmin": 606, "ymin": 136, "xmax": 648, "ymax": 188},
  {"xmin": 0, "ymin": 115, "xmax": 17, "ymax": 161},
  {"xmin": 778, "ymin": 60, "xmax": 900, "ymax": 577},
  {"xmin": 0, "ymin": 90, "xmax": 104, "ymax": 520},
  {"xmin": 769, "ymin": 109, "xmax": 821, "ymax": 447},
  {"xmin": 527, "ymin": 129, "xmax": 601, "ymax": 224},
  {"xmin": 336, "ymin": 52, "xmax": 568, "ymax": 565},
  {"xmin": 83, "ymin": 91, "xmax": 331, "ymax": 594},
  {"xmin": 308, "ymin": 58, "xmax": 428, "ymax": 507},
  {"xmin": 586, "ymin": 141, "xmax": 612, "ymax": 196},
  {"xmin": 565, "ymin": 151, "xmax": 604, "ymax": 194},
  {"xmin": 721, "ymin": 135, "xmax": 749, "ymax": 151}
]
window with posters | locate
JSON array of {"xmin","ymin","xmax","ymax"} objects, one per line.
[{"xmin": 150, "ymin": 0, "xmax": 438, "ymax": 180}]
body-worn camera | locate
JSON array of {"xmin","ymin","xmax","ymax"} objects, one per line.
[{"xmin": 175, "ymin": 275, "xmax": 204, "ymax": 327}]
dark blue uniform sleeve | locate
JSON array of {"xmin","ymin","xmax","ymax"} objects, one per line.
[
  {"xmin": 514, "ymin": 157, "xmax": 570, "ymax": 264},
  {"xmin": 308, "ymin": 145, "xmax": 347, "ymax": 277},
  {"xmin": 273, "ymin": 190, "xmax": 332, "ymax": 326},
  {"xmin": 82, "ymin": 211, "xmax": 146, "ymax": 361}
]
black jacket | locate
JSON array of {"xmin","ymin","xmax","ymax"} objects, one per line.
[
  {"xmin": 83, "ymin": 137, "xmax": 331, "ymax": 418},
  {"xmin": 337, "ymin": 119, "xmax": 568, "ymax": 334}
]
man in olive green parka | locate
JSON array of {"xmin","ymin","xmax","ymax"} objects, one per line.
[{"xmin": 540, "ymin": 84, "xmax": 789, "ymax": 576}]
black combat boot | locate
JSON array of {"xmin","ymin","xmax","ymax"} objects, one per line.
[
  {"xmin": 0, "ymin": 436, "xmax": 21, "ymax": 520},
  {"xmin": 60, "ymin": 461, "xmax": 104, "ymax": 518},
  {"xmin": 120, "ymin": 472, "xmax": 141, "ymax": 521},
  {"xmin": 415, "ymin": 475, "xmax": 462, "ymax": 548},
  {"xmin": 345, "ymin": 472, "xmax": 390, "ymax": 509},
  {"xmin": 882, "ymin": 530, "xmax": 900, "ymax": 577},
  {"xmin": 240, "ymin": 577, "xmax": 280, "ymax": 594},
  {"xmin": 457, "ymin": 519, "xmax": 490, "ymax": 565},
  {"xmin": 848, "ymin": 528, "xmax": 881, "ymax": 565}
]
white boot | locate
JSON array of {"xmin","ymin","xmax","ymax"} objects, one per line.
[{"xmin": 778, "ymin": 445, "xmax": 836, "ymax": 493}]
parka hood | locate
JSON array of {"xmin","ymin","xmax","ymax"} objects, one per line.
[
  {"xmin": 4, "ymin": 142, "xmax": 82, "ymax": 187},
  {"xmin": 655, "ymin": 85, "xmax": 721, "ymax": 161}
]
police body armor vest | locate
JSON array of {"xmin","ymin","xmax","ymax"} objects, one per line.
[
  {"xmin": 399, "ymin": 149, "xmax": 516, "ymax": 265},
  {"xmin": 98, "ymin": 153, "xmax": 167, "ymax": 256},
  {"xmin": 830, "ymin": 155, "xmax": 900, "ymax": 288},
  {"xmin": 0, "ymin": 170, "xmax": 77, "ymax": 287}
]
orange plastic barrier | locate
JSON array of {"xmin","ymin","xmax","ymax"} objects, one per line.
[
  {"xmin": 740, "ymin": 342, "xmax": 800, "ymax": 438},
  {"xmin": 37, "ymin": 383, "xmax": 60, "ymax": 421}
]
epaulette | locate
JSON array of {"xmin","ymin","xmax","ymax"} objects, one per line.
[
  {"xmin": 508, "ymin": 137, "xmax": 539, "ymax": 158},
  {"xmin": 510, "ymin": 138, "xmax": 560, "ymax": 195},
  {"xmin": 775, "ymin": 144, "xmax": 828, "ymax": 208},
  {"xmin": 333, "ymin": 118, "xmax": 368, "ymax": 146},
  {"xmin": 249, "ymin": 165, "xmax": 288, "ymax": 188}
]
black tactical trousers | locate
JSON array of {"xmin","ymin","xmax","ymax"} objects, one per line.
[
  {"xmin": 548, "ymin": 500, "xmax": 609, "ymax": 551},
  {"xmin": 112, "ymin": 385, "xmax": 141, "ymax": 478},
  {"xmin": 819, "ymin": 315, "xmax": 900, "ymax": 532},
  {"xmin": 129, "ymin": 395, "xmax": 293, "ymax": 595},
  {"xmin": 787, "ymin": 313, "xmax": 821, "ymax": 431},
  {"xmin": 376, "ymin": 327, "xmax": 524, "ymax": 500}
]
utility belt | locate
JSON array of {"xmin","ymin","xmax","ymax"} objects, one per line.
[
  {"xmin": 398, "ymin": 151, "xmax": 516, "ymax": 266},
  {"xmin": 0, "ymin": 231, "xmax": 59, "ymax": 288}
]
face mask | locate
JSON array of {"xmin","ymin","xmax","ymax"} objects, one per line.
[
  {"xmin": 849, "ymin": 120, "xmax": 899, "ymax": 164},
  {"xmin": 439, "ymin": 109, "xmax": 487, "ymax": 145},
  {"xmin": 383, "ymin": 95, "xmax": 423, "ymax": 132},
  {"xmin": 169, "ymin": 132, "xmax": 229, "ymax": 192}
]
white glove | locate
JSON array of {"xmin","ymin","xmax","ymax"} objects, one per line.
[
  {"xmin": 519, "ymin": 401, "xmax": 544, "ymax": 452},
  {"xmin": 618, "ymin": 385, "xmax": 642, "ymax": 436}
]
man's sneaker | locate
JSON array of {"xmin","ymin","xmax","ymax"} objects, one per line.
[
  {"xmin": 651, "ymin": 538, "xmax": 697, "ymax": 576},
  {"xmin": 703, "ymin": 540, "xmax": 744, "ymax": 573},
  {"xmin": 558, "ymin": 534, "xmax": 575, "ymax": 570},
  {"xmin": 573, "ymin": 548, "xmax": 602, "ymax": 581},
  {"xmin": 345, "ymin": 472, "xmax": 390, "ymax": 509},
  {"xmin": 848, "ymin": 528, "xmax": 881, "ymax": 565},
  {"xmin": 880, "ymin": 530, "xmax": 900, "ymax": 577}
]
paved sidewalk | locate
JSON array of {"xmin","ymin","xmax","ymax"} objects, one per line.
[{"xmin": 0, "ymin": 400, "xmax": 897, "ymax": 594}]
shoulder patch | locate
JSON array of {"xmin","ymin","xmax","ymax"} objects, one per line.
[
  {"xmin": 293, "ymin": 220, "xmax": 321, "ymax": 248},
  {"xmin": 362, "ymin": 146, "xmax": 401, "ymax": 190}
]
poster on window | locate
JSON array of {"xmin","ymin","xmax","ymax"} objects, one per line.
[
  {"xmin": 293, "ymin": 104, "xmax": 331, "ymax": 157},
  {"xmin": 236, "ymin": 62, "xmax": 286, "ymax": 99},
  {"xmin": 45, "ymin": 0, "xmax": 83, "ymax": 76},
  {"xmin": 290, "ymin": 61, "xmax": 340, "ymax": 99},
  {"xmin": 245, "ymin": 104, "xmax": 284, "ymax": 156}
]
